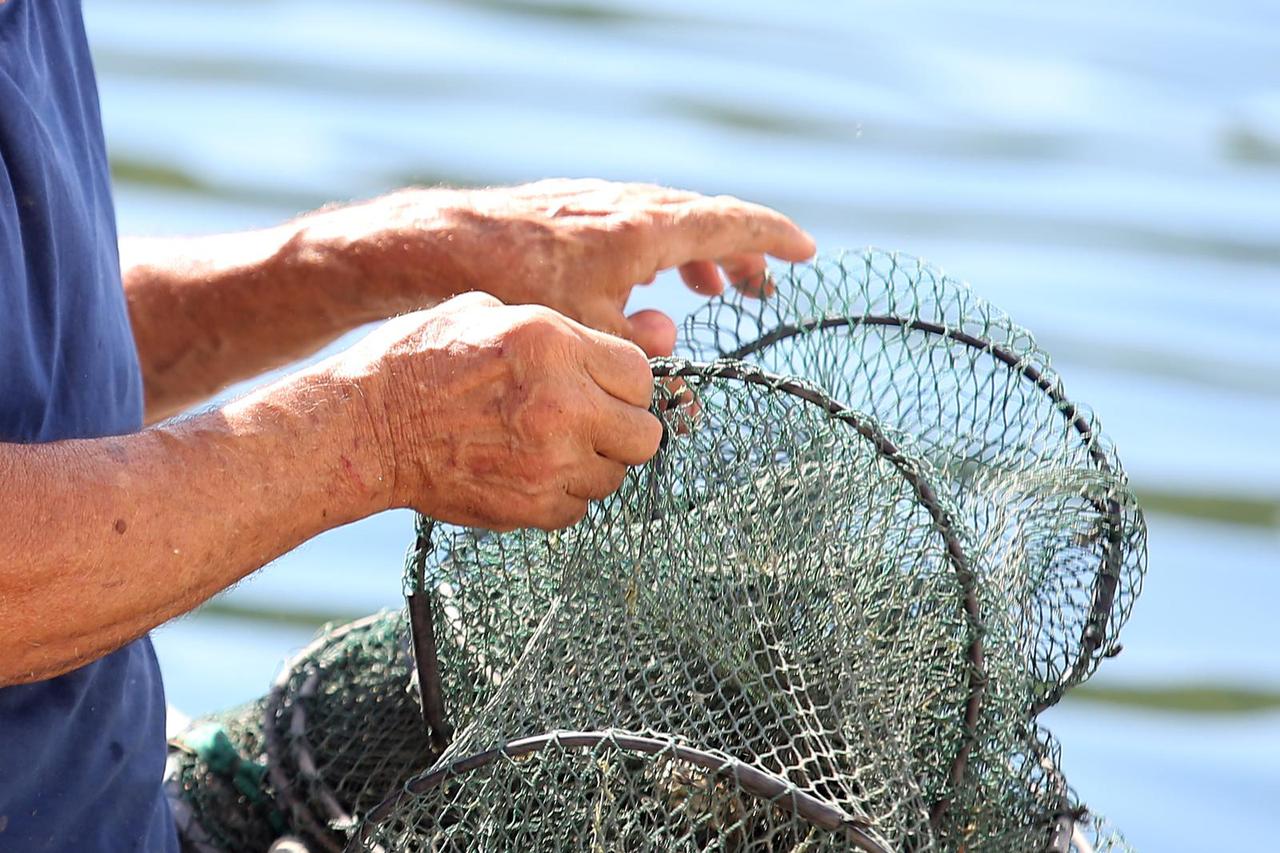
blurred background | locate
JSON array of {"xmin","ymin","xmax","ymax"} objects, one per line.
[{"xmin": 87, "ymin": 1, "xmax": 1279, "ymax": 849}]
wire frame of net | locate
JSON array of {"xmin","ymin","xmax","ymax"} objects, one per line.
[
  {"xmin": 1025, "ymin": 726, "xmax": 1135, "ymax": 853},
  {"xmin": 368, "ymin": 360, "xmax": 1070, "ymax": 851},
  {"xmin": 165, "ymin": 699, "xmax": 281, "ymax": 853},
  {"xmin": 679, "ymin": 250, "xmax": 1147, "ymax": 713},
  {"xmin": 355, "ymin": 729, "xmax": 892, "ymax": 853},
  {"xmin": 261, "ymin": 611, "xmax": 441, "ymax": 852}
]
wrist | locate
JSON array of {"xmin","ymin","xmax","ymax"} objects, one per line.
[
  {"xmin": 294, "ymin": 188, "xmax": 470, "ymax": 317},
  {"xmin": 223, "ymin": 362, "xmax": 396, "ymax": 527}
]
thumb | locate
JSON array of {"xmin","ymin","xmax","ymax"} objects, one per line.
[{"xmin": 625, "ymin": 309, "xmax": 677, "ymax": 357}]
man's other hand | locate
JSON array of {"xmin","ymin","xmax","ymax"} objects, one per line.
[
  {"xmin": 300, "ymin": 179, "xmax": 817, "ymax": 358},
  {"xmin": 331, "ymin": 291, "xmax": 663, "ymax": 532}
]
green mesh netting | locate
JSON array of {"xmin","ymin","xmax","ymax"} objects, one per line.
[
  {"xmin": 167, "ymin": 249, "xmax": 1145, "ymax": 853},
  {"xmin": 165, "ymin": 699, "xmax": 283, "ymax": 853},
  {"xmin": 358, "ymin": 730, "xmax": 887, "ymax": 852},
  {"xmin": 679, "ymin": 251, "xmax": 1145, "ymax": 712},
  {"xmin": 261, "ymin": 611, "xmax": 441, "ymax": 852}
]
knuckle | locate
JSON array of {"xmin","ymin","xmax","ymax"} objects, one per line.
[
  {"xmin": 610, "ymin": 211, "xmax": 649, "ymax": 238},
  {"xmin": 597, "ymin": 332, "xmax": 650, "ymax": 376},
  {"xmin": 445, "ymin": 290, "xmax": 503, "ymax": 310},
  {"xmin": 625, "ymin": 180, "xmax": 663, "ymax": 195},
  {"xmin": 624, "ymin": 341, "xmax": 653, "ymax": 377},
  {"xmin": 625, "ymin": 357, "xmax": 656, "ymax": 403},
  {"xmin": 593, "ymin": 216, "xmax": 649, "ymax": 263},
  {"xmin": 374, "ymin": 309, "xmax": 431, "ymax": 343},
  {"xmin": 711, "ymin": 192, "xmax": 745, "ymax": 209},
  {"xmin": 506, "ymin": 306, "xmax": 567, "ymax": 345}
]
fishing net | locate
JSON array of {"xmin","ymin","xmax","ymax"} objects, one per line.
[
  {"xmin": 172, "ymin": 249, "xmax": 1146, "ymax": 852},
  {"xmin": 677, "ymin": 251, "xmax": 1146, "ymax": 711},
  {"xmin": 352, "ymin": 251, "xmax": 1145, "ymax": 851},
  {"xmin": 260, "ymin": 611, "xmax": 441, "ymax": 852},
  {"xmin": 168, "ymin": 613, "xmax": 440, "ymax": 853},
  {"xmin": 165, "ymin": 699, "xmax": 284, "ymax": 853}
]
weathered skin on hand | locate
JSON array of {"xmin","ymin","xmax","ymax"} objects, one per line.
[
  {"xmin": 124, "ymin": 179, "xmax": 814, "ymax": 422},
  {"xmin": 320, "ymin": 180, "xmax": 813, "ymax": 349},
  {"xmin": 335, "ymin": 292, "xmax": 662, "ymax": 531}
]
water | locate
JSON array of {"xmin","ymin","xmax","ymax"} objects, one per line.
[{"xmin": 84, "ymin": 1, "xmax": 1280, "ymax": 849}]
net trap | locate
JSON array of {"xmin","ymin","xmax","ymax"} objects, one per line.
[{"xmin": 168, "ymin": 250, "xmax": 1146, "ymax": 853}]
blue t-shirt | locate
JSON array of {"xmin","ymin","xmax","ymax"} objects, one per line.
[{"xmin": 0, "ymin": 1, "xmax": 176, "ymax": 849}]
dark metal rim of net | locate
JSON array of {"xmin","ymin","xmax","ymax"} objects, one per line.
[
  {"xmin": 407, "ymin": 357, "xmax": 984, "ymax": 833},
  {"xmin": 264, "ymin": 613, "xmax": 392, "ymax": 853},
  {"xmin": 717, "ymin": 312, "xmax": 1125, "ymax": 715},
  {"xmin": 355, "ymin": 729, "xmax": 894, "ymax": 853}
]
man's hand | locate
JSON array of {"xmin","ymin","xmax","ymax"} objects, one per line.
[
  {"xmin": 300, "ymin": 178, "xmax": 817, "ymax": 357},
  {"xmin": 0, "ymin": 291, "xmax": 663, "ymax": 683},
  {"xmin": 334, "ymin": 292, "xmax": 662, "ymax": 531},
  {"xmin": 124, "ymin": 179, "xmax": 813, "ymax": 420}
]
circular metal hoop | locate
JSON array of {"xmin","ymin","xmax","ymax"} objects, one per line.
[
  {"xmin": 719, "ymin": 314, "xmax": 1127, "ymax": 715},
  {"xmin": 357, "ymin": 729, "xmax": 893, "ymax": 853},
  {"xmin": 263, "ymin": 614, "xmax": 395, "ymax": 853}
]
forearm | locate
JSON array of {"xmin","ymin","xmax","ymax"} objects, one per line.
[
  {"xmin": 123, "ymin": 224, "xmax": 363, "ymax": 423},
  {"xmin": 0, "ymin": 365, "xmax": 385, "ymax": 686},
  {"xmin": 121, "ymin": 196, "xmax": 459, "ymax": 423}
]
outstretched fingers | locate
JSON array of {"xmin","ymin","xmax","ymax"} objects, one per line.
[
  {"xmin": 654, "ymin": 197, "xmax": 811, "ymax": 300},
  {"xmin": 662, "ymin": 195, "xmax": 816, "ymax": 268}
]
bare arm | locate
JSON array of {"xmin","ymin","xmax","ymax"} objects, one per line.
[
  {"xmin": 1, "ymin": 295, "xmax": 660, "ymax": 686},
  {"xmin": 122, "ymin": 224, "xmax": 399, "ymax": 423},
  {"xmin": 8, "ymin": 181, "xmax": 811, "ymax": 684},
  {"xmin": 0, "ymin": 365, "xmax": 377, "ymax": 683}
]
